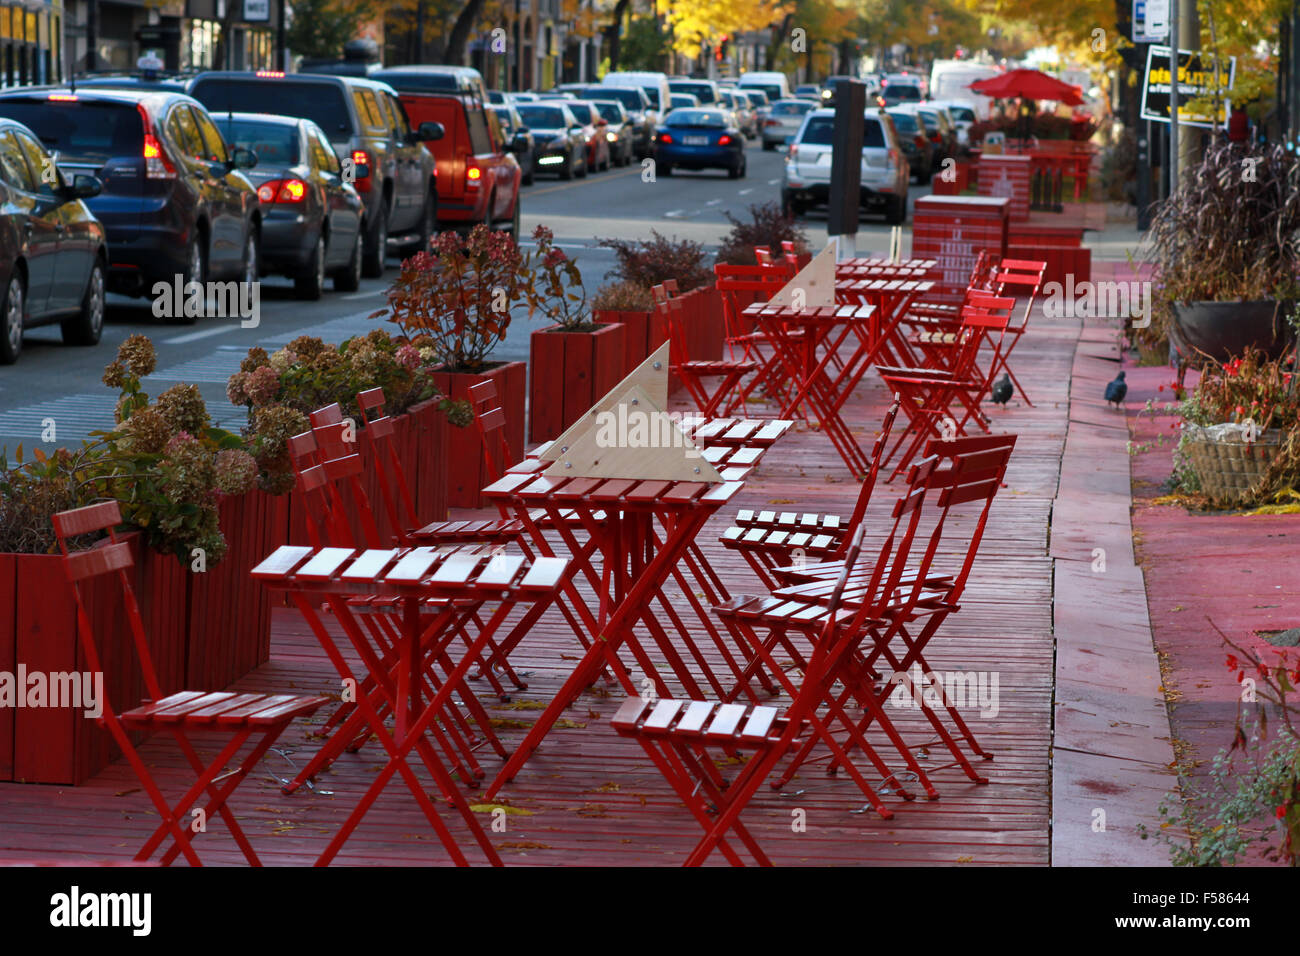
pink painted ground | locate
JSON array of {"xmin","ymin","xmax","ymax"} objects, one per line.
[{"xmin": 1123, "ymin": 356, "xmax": 1300, "ymax": 860}]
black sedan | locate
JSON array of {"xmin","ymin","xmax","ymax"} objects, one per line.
[
  {"xmin": 490, "ymin": 104, "xmax": 535, "ymax": 186},
  {"xmin": 514, "ymin": 102, "xmax": 587, "ymax": 180},
  {"xmin": 215, "ymin": 113, "xmax": 366, "ymax": 299},
  {"xmin": 0, "ymin": 118, "xmax": 106, "ymax": 364},
  {"xmin": 653, "ymin": 108, "xmax": 747, "ymax": 178}
]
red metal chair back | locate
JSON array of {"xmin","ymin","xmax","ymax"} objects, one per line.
[
  {"xmin": 356, "ymin": 386, "xmax": 420, "ymax": 545},
  {"xmin": 51, "ymin": 501, "xmax": 164, "ymax": 706},
  {"xmin": 838, "ymin": 394, "xmax": 901, "ymax": 555},
  {"xmin": 468, "ymin": 378, "xmax": 512, "ymax": 485},
  {"xmin": 287, "ymin": 416, "xmax": 384, "ymax": 549}
]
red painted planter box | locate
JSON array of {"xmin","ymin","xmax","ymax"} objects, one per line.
[
  {"xmin": 593, "ymin": 308, "xmax": 651, "ymax": 376},
  {"xmin": 431, "ymin": 362, "xmax": 526, "ymax": 508},
  {"xmin": 1006, "ymin": 243, "xmax": 1091, "ymax": 286},
  {"xmin": 932, "ymin": 160, "xmax": 972, "ymax": 195},
  {"xmin": 0, "ymin": 535, "xmax": 186, "ymax": 784},
  {"xmin": 528, "ymin": 322, "xmax": 627, "ymax": 443}
]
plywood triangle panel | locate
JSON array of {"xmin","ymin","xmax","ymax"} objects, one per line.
[
  {"xmin": 766, "ymin": 241, "xmax": 838, "ymax": 309},
  {"xmin": 543, "ymin": 384, "xmax": 723, "ymax": 482},
  {"xmin": 540, "ymin": 343, "xmax": 670, "ymax": 461}
]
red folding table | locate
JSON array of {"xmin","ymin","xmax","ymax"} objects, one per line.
[
  {"xmin": 481, "ymin": 471, "xmax": 747, "ymax": 798},
  {"xmin": 834, "ymin": 277, "xmax": 936, "ymax": 368},
  {"xmin": 252, "ymin": 544, "xmax": 569, "ymax": 865}
]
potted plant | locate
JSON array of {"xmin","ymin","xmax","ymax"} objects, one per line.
[
  {"xmin": 527, "ymin": 226, "xmax": 627, "ymax": 443},
  {"xmin": 1145, "ymin": 140, "xmax": 1300, "ymax": 371},
  {"xmin": 591, "ymin": 279, "xmax": 657, "ymax": 374},
  {"xmin": 1173, "ymin": 347, "xmax": 1299, "ymax": 507},
  {"xmin": 380, "ymin": 225, "xmax": 530, "ymax": 507}
]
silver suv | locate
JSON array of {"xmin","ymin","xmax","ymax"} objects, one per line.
[{"xmin": 780, "ymin": 108, "xmax": 909, "ymax": 224}]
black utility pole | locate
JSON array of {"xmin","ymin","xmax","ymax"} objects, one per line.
[
  {"xmin": 86, "ymin": 0, "xmax": 98, "ymax": 72},
  {"xmin": 827, "ymin": 79, "xmax": 866, "ymax": 255},
  {"xmin": 276, "ymin": 0, "xmax": 286, "ymax": 71}
]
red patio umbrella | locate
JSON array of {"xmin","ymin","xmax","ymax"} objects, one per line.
[{"xmin": 968, "ymin": 68, "xmax": 1084, "ymax": 106}]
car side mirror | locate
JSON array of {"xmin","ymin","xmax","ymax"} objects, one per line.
[
  {"xmin": 231, "ymin": 147, "xmax": 258, "ymax": 169},
  {"xmin": 414, "ymin": 121, "xmax": 444, "ymax": 142},
  {"xmin": 570, "ymin": 126, "xmax": 585, "ymax": 136},
  {"xmin": 511, "ymin": 132, "xmax": 530, "ymax": 151},
  {"xmin": 65, "ymin": 173, "xmax": 102, "ymax": 201}
]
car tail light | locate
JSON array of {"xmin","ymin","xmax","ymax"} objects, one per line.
[
  {"xmin": 466, "ymin": 164, "xmax": 482, "ymax": 189},
  {"xmin": 765, "ymin": 118, "xmax": 781, "ymax": 127},
  {"xmin": 257, "ymin": 178, "xmax": 308, "ymax": 203},
  {"xmin": 915, "ymin": 134, "xmax": 927, "ymax": 148},
  {"xmin": 717, "ymin": 134, "xmax": 733, "ymax": 145},
  {"xmin": 137, "ymin": 104, "xmax": 176, "ymax": 180},
  {"xmin": 658, "ymin": 132, "xmax": 673, "ymax": 144},
  {"xmin": 351, "ymin": 149, "xmax": 371, "ymax": 192}
]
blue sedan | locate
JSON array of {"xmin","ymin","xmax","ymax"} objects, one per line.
[{"xmin": 652, "ymin": 108, "xmax": 747, "ymax": 179}]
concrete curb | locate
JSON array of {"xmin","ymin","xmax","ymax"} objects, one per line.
[{"xmin": 1049, "ymin": 321, "xmax": 1177, "ymax": 865}]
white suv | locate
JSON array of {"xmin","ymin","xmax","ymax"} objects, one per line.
[{"xmin": 780, "ymin": 108, "xmax": 909, "ymax": 224}]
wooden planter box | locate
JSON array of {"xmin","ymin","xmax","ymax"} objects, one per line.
[
  {"xmin": 0, "ymin": 535, "xmax": 187, "ymax": 785},
  {"xmin": 932, "ymin": 160, "xmax": 972, "ymax": 195},
  {"xmin": 593, "ymin": 308, "xmax": 651, "ymax": 376},
  {"xmin": 1006, "ymin": 244, "xmax": 1091, "ymax": 287},
  {"xmin": 528, "ymin": 322, "xmax": 627, "ymax": 444},
  {"xmin": 431, "ymin": 362, "xmax": 526, "ymax": 508}
]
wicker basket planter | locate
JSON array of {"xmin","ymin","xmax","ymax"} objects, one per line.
[{"xmin": 1182, "ymin": 423, "xmax": 1284, "ymax": 504}]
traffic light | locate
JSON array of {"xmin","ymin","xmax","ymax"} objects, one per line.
[{"xmin": 717, "ymin": 36, "xmax": 728, "ymax": 61}]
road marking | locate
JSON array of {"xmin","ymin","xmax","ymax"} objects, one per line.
[
  {"xmin": 526, "ymin": 167, "xmax": 640, "ymax": 197},
  {"xmin": 739, "ymin": 188, "xmax": 754, "ymax": 195},
  {"xmin": 664, "ymin": 209, "xmax": 698, "ymax": 219},
  {"xmin": 161, "ymin": 325, "xmax": 238, "ymax": 345},
  {"xmin": 705, "ymin": 199, "xmax": 722, "ymax": 206},
  {"xmin": 767, "ymin": 178, "xmax": 780, "ymax": 185}
]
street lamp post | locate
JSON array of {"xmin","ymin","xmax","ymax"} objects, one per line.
[{"xmin": 1169, "ymin": 0, "xmax": 1179, "ymax": 197}]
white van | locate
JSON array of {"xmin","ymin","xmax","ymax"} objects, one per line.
[
  {"xmin": 602, "ymin": 71, "xmax": 672, "ymax": 120},
  {"xmin": 737, "ymin": 71, "xmax": 791, "ymax": 104},
  {"xmin": 929, "ymin": 60, "xmax": 998, "ymax": 120}
]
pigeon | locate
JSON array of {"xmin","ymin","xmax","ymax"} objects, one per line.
[
  {"xmin": 1104, "ymin": 370, "xmax": 1127, "ymax": 408},
  {"xmin": 990, "ymin": 373, "xmax": 1013, "ymax": 406}
]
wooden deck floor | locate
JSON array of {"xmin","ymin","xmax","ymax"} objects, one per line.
[{"xmin": 0, "ymin": 311, "xmax": 1082, "ymax": 866}]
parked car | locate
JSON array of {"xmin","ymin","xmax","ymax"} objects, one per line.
[
  {"xmin": 737, "ymin": 71, "xmax": 791, "ymax": 104},
  {"xmin": 372, "ymin": 66, "xmax": 521, "ymax": 237},
  {"xmin": 505, "ymin": 92, "xmax": 538, "ymax": 103},
  {"xmin": 762, "ymin": 98, "xmax": 817, "ymax": 150},
  {"xmin": 668, "ymin": 78, "xmax": 720, "ymax": 106},
  {"xmin": 927, "ymin": 100, "xmax": 975, "ymax": 146},
  {"xmin": 886, "ymin": 107, "xmax": 934, "ymax": 183},
  {"xmin": 601, "ymin": 71, "xmax": 672, "ymax": 120},
  {"xmin": 0, "ymin": 118, "xmax": 107, "ymax": 363},
  {"xmin": 911, "ymin": 104, "xmax": 957, "ymax": 172},
  {"xmin": 0, "ymin": 87, "xmax": 261, "ymax": 310},
  {"xmin": 718, "ymin": 89, "xmax": 757, "ymax": 139},
  {"xmin": 486, "ymin": 90, "xmax": 507, "ymax": 105},
  {"xmin": 793, "ymin": 83, "xmax": 821, "ymax": 101},
  {"xmin": 574, "ymin": 85, "xmax": 654, "ymax": 158},
  {"xmin": 743, "ymin": 87, "xmax": 771, "ymax": 128},
  {"xmin": 781, "ymin": 108, "xmax": 908, "ymax": 224},
  {"xmin": 566, "ymin": 100, "xmax": 613, "ymax": 173},
  {"xmin": 189, "ymin": 70, "xmax": 441, "ymax": 276},
  {"xmin": 653, "ymin": 107, "xmax": 746, "ymax": 179},
  {"xmin": 490, "ymin": 104, "xmax": 535, "ymax": 185},
  {"xmin": 514, "ymin": 101, "xmax": 587, "ymax": 180},
  {"xmin": 68, "ymin": 72, "xmax": 194, "ymax": 93},
  {"xmin": 590, "ymin": 99, "xmax": 635, "ymax": 167},
  {"xmin": 214, "ymin": 113, "xmax": 366, "ymax": 298},
  {"xmin": 667, "ymin": 92, "xmax": 701, "ymax": 114}
]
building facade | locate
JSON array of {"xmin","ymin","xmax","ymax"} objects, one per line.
[{"xmin": 0, "ymin": 0, "xmax": 63, "ymax": 87}]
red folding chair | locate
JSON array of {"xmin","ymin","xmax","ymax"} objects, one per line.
[
  {"xmin": 612, "ymin": 460, "xmax": 944, "ymax": 864},
  {"xmin": 51, "ymin": 501, "xmax": 326, "ymax": 865},
  {"xmin": 876, "ymin": 305, "xmax": 1014, "ymax": 479},
  {"xmin": 720, "ymin": 396, "xmax": 900, "ymax": 590},
  {"xmin": 984, "ymin": 258, "xmax": 1047, "ymax": 405},
  {"xmin": 656, "ymin": 283, "xmax": 757, "ymax": 416}
]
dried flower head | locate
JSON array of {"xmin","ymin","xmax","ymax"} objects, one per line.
[
  {"xmin": 239, "ymin": 347, "xmax": 271, "ymax": 374},
  {"xmin": 155, "ymin": 384, "xmax": 211, "ymax": 435},
  {"xmin": 117, "ymin": 334, "xmax": 157, "ymax": 378},
  {"xmin": 245, "ymin": 365, "xmax": 281, "ymax": 407},
  {"xmin": 213, "ymin": 448, "xmax": 258, "ymax": 496},
  {"xmin": 226, "ymin": 371, "xmax": 249, "ymax": 406},
  {"xmin": 116, "ymin": 407, "xmax": 172, "ymax": 455}
]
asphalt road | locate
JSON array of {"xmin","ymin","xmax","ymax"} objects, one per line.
[{"xmin": 0, "ymin": 139, "xmax": 931, "ymax": 455}]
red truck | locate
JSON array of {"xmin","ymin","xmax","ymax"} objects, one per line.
[{"xmin": 372, "ymin": 65, "xmax": 521, "ymax": 237}]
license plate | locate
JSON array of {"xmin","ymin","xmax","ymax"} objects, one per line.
[{"xmin": 684, "ymin": 136, "xmax": 709, "ymax": 145}]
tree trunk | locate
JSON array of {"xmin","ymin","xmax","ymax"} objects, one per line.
[
  {"xmin": 767, "ymin": 14, "xmax": 793, "ymax": 67},
  {"xmin": 445, "ymin": 0, "xmax": 488, "ymax": 64},
  {"xmin": 604, "ymin": 0, "xmax": 632, "ymax": 72},
  {"xmin": 213, "ymin": 1, "xmax": 242, "ymax": 70}
]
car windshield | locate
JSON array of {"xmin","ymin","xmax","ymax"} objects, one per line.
[
  {"xmin": 944, "ymin": 105, "xmax": 976, "ymax": 122},
  {"xmin": 593, "ymin": 102, "xmax": 624, "ymax": 122},
  {"xmin": 0, "ymin": 99, "xmax": 143, "ymax": 162},
  {"xmin": 670, "ymin": 83, "xmax": 715, "ymax": 103},
  {"xmin": 516, "ymin": 104, "xmax": 566, "ymax": 129},
  {"xmin": 666, "ymin": 109, "xmax": 725, "ymax": 128},
  {"xmin": 798, "ymin": 115, "xmax": 885, "ymax": 148},
  {"xmin": 772, "ymin": 100, "xmax": 813, "ymax": 116},
  {"xmin": 887, "ymin": 111, "xmax": 919, "ymax": 133},
  {"xmin": 744, "ymin": 84, "xmax": 783, "ymax": 101},
  {"xmin": 588, "ymin": 87, "xmax": 642, "ymax": 110},
  {"xmin": 885, "ymin": 85, "xmax": 921, "ymax": 102},
  {"xmin": 190, "ymin": 78, "xmax": 355, "ymax": 138},
  {"xmin": 213, "ymin": 119, "xmax": 299, "ymax": 165}
]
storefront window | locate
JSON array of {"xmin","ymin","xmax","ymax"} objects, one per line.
[{"xmin": 0, "ymin": 8, "xmax": 11, "ymax": 42}]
